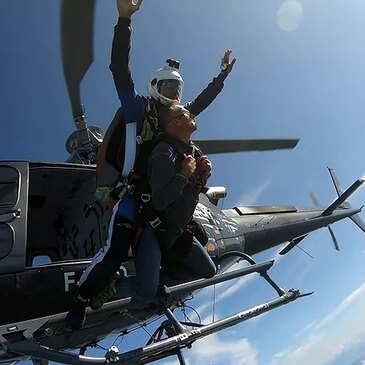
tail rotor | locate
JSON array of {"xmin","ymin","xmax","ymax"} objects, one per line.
[{"xmin": 309, "ymin": 191, "xmax": 340, "ymax": 251}]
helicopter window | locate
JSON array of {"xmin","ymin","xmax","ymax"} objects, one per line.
[
  {"xmin": 0, "ymin": 224, "xmax": 13, "ymax": 260},
  {"xmin": 0, "ymin": 166, "xmax": 19, "ymax": 208},
  {"xmin": 32, "ymin": 255, "xmax": 52, "ymax": 266}
]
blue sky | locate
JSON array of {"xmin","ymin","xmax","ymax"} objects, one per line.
[{"xmin": 2, "ymin": 1, "xmax": 365, "ymax": 364}]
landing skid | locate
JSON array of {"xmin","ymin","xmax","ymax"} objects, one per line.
[{"xmin": 1, "ymin": 256, "xmax": 311, "ymax": 365}]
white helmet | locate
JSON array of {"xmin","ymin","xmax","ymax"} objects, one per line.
[{"xmin": 148, "ymin": 59, "xmax": 184, "ymax": 105}]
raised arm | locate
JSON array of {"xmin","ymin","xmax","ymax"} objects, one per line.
[
  {"xmin": 185, "ymin": 50, "xmax": 236, "ymax": 117},
  {"xmin": 109, "ymin": 0, "xmax": 144, "ymax": 108}
]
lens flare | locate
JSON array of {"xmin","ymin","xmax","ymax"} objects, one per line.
[{"xmin": 276, "ymin": 0, "xmax": 303, "ymax": 32}]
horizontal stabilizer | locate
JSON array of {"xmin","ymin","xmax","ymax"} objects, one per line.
[
  {"xmin": 350, "ymin": 213, "xmax": 365, "ymax": 234},
  {"xmin": 279, "ymin": 235, "xmax": 308, "ymax": 255},
  {"xmin": 322, "ymin": 179, "xmax": 364, "ymax": 216},
  {"xmin": 193, "ymin": 139, "xmax": 299, "ymax": 155}
]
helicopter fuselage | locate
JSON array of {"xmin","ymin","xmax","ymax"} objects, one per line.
[{"xmin": 0, "ymin": 160, "xmax": 362, "ymax": 360}]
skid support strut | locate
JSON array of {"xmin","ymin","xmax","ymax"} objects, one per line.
[
  {"xmin": 142, "ymin": 255, "xmax": 308, "ymax": 365},
  {"xmin": 3, "ymin": 258, "xmax": 310, "ymax": 365}
]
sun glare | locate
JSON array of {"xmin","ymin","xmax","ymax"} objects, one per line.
[{"xmin": 276, "ymin": 0, "xmax": 303, "ymax": 32}]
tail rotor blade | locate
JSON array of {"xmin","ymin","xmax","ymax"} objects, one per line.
[
  {"xmin": 328, "ymin": 225, "xmax": 340, "ymax": 251},
  {"xmin": 193, "ymin": 139, "xmax": 299, "ymax": 155},
  {"xmin": 61, "ymin": 0, "xmax": 95, "ymax": 118},
  {"xmin": 310, "ymin": 192, "xmax": 340, "ymax": 250}
]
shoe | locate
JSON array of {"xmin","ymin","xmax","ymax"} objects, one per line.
[
  {"xmin": 65, "ymin": 299, "xmax": 86, "ymax": 330},
  {"xmin": 90, "ymin": 285, "xmax": 117, "ymax": 311}
]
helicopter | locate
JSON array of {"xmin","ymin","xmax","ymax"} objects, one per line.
[{"xmin": 1, "ymin": 1, "xmax": 365, "ymax": 365}]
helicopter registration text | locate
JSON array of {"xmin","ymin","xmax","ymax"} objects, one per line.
[{"xmin": 64, "ymin": 272, "xmax": 80, "ymax": 292}]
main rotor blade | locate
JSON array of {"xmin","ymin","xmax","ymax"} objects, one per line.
[
  {"xmin": 310, "ymin": 192, "xmax": 321, "ymax": 207},
  {"xmin": 61, "ymin": 0, "xmax": 95, "ymax": 118},
  {"xmin": 193, "ymin": 139, "xmax": 299, "ymax": 155}
]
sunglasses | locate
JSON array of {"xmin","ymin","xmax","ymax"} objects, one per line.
[{"xmin": 165, "ymin": 109, "xmax": 193, "ymax": 126}]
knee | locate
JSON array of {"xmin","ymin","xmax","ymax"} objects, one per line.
[
  {"xmin": 203, "ymin": 264, "xmax": 217, "ymax": 279},
  {"xmin": 135, "ymin": 281, "xmax": 159, "ymax": 301}
]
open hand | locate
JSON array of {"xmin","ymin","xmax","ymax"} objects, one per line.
[
  {"xmin": 220, "ymin": 49, "xmax": 236, "ymax": 74},
  {"xmin": 117, "ymin": 0, "xmax": 144, "ymax": 19}
]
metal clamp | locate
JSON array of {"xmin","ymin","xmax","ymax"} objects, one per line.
[
  {"xmin": 150, "ymin": 217, "xmax": 161, "ymax": 228},
  {"xmin": 136, "ymin": 135, "xmax": 143, "ymax": 145},
  {"xmin": 141, "ymin": 194, "xmax": 151, "ymax": 203},
  {"xmin": 122, "ymin": 177, "xmax": 135, "ymax": 195}
]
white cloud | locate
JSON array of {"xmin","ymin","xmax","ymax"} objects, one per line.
[
  {"xmin": 157, "ymin": 359, "xmax": 180, "ymax": 365},
  {"xmin": 187, "ymin": 333, "xmax": 258, "ymax": 365},
  {"xmin": 311, "ymin": 281, "xmax": 365, "ymax": 332},
  {"xmin": 156, "ymin": 334, "xmax": 258, "ymax": 365},
  {"xmin": 269, "ymin": 281, "xmax": 365, "ymax": 365}
]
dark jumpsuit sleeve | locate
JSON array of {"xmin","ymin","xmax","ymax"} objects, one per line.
[
  {"xmin": 109, "ymin": 17, "xmax": 144, "ymax": 125},
  {"xmin": 184, "ymin": 71, "xmax": 229, "ymax": 117},
  {"xmin": 148, "ymin": 150, "xmax": 188, "ymax": 212}
]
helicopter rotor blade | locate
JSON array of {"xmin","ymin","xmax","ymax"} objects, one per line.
[
  {"xmin": 309, "ymin": 192, "xmax": 321, "ymax": 207},
  {"xmin": 193, "ymin": 139, "xmax": 299, "ymax": 155},
  {"xmin": 310, "ymin": 193, "xmax": 340, "ymax": 251},
  {"xmin": 61, "ymin": 0, "xmax": 95, "ymax": 118},
  {"xmin": 328, "ymin": 225, "xmax": 340, "ymax": 251}
]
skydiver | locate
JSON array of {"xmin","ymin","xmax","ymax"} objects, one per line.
[
  {"xmin": 66, "ymin": 0, "xmax": 235, "ymax": 330},
  {"xmin": 115, "ymin": 102, "xmax": 217, "ymax": 301}
]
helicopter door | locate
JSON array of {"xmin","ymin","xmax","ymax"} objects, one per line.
[{"xmin": 0, "ymin": 162, "xmax": 28, "ymax": 274}]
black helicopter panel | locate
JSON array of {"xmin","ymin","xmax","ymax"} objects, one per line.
[
  {"xmin": 0, "ymin": 161, "xmax": 111, "ymax": 325},
  {"xmin": 0, "ymin": 261, "xmax": 86, "ymax": 326},
  {"xmin": 0, "ymin": 162, "xmax": 28, "ymax": 275},
  {"xmin": 26, "ymin": 162, "xmax": 109, "ymax": 263}
]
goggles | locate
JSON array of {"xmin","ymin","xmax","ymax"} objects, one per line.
[{"xmin": 158, "ymin": 79, "xmax": 182, "ymax": 90}]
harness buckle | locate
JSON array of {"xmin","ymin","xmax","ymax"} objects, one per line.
[
  {"xmin": 136, "ymin": 135, "xmax": 143, "ymax": 145},
  {"xmin": 150, "ymin": 217, "xmax": 161, "ymax": 228},
  {"xmin": 122, "ymin": 173, "xmax": 136, "ymax": 195},
  {"xmin": 117, "ymin": 187, "xmax": 128, "ymax": 200},
  {"xmin": 127, "ymin": 184, "xmax": 135, "ymax": 195},
  {"xmin": 140, "ymin": 194, "xmax": 151, "ymax": 203}
]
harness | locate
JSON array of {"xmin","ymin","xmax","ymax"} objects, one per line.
[
  {"xmin": 109, "ymin": 134, "xmax": 187, "ymax": 227},
  {"xmin": 98, "ymin": 97, "xmax": 160, "ymax": 188}
]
